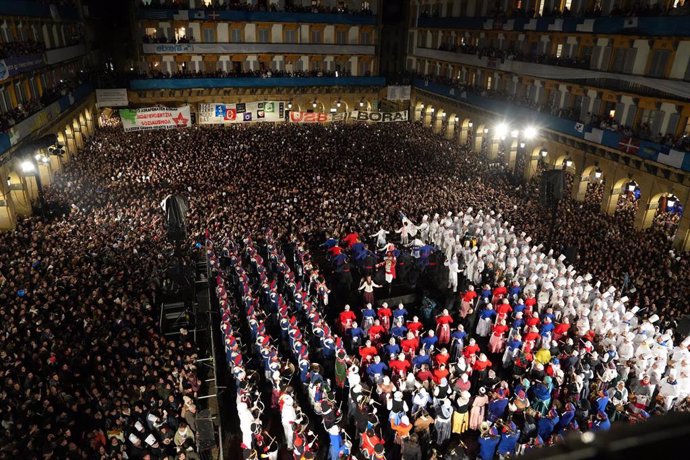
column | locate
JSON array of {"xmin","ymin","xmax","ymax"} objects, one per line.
[
  {"xmin": 600, "ymin": 183, "xmax": 620, "ymax": 215},
  {"xmin": 674, "ymin": 207, "xmax": 690, "ymax": 251}
]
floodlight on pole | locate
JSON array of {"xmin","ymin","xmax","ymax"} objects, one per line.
[
  {"xmin": 495, "ymin": 123, "xmax": 509, "ymax": 139},
  {"xmin": 524, "ymin": 126, "xmax": 538, "ymax": 140},
  {"xmin": 21, "ymin": 161, "xmax": 36, "ymax": 174}
]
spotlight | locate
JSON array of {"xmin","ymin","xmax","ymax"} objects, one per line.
[
  {"xmin": 40, "ymin": 156, "xmax": 50, "ymax": 164},
  {"xmin": 21, "ymin": 161, "xmax": 36, "ymax": 173},
  {"xmin": 359, "ymin": 100, "xmax": 364, "ymax": 108},
  {"xmin": 510, "ymin": 129, "xmax": 519, "ymax": 138},
  {"xmin": 34, "ymin": 154, "xmax": 41, "ymax": 161},
  {"xmin": 495, "ymin": 123, "xmax": 509, "ymax": 139},
  {"xmin": 330, "ymin": 107, "xmax": 337, "ymax": 113},
  {"xmin": 312, "ymin": 101, "xmax": 317, "ymax": 108},
  {"xmin": 454, "ymin": 116, "xmax": 459, "ymax": 122},
  {"xmin": 483, "ymin": 128, "xmax": 489, "ymax": 134},
  {"xmin": 524, "ymin": 126, "xmax": 538, "ymax": 140},
  {"xmin": 468, "ymin": 122, "xmax": 473, "ymax": 128},
  {"xmin": 287, "ymin": 102, "xmax": 293, "ymax": 109}
]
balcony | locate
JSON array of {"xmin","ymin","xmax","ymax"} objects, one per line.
[
  {"xmin": 0, "ymin": 82, "xmax": 92, "ymax": 156},
  {"xmin": 413, "ymin": 47, "xmax": 690, "ymax": 101},
  {"xmin": 412, "ymin": 77, "xmax": 690, "ymax": 173},
  {"xmin": 0, "ymin": 0, "xmax": 80, "ymax": 20},
  {"xmin": 0, "ymin": 54, "xmax": 44, "ymax": 80},
  {"xmin": 130, "ymin": 76, "xmax": 385, "ymax": 90},
  {"xmin": 138, "ymin": 8, "xmax": 376, "ymax": 25},
  {"xmin": 142, "ymin": 42, "xmax": 375, "ymax": 56},
  {"xmin": 44, "ymin": 43, "xmax": 86, "ymax": 66},
  {"xmin": 417, "ymin": 15, "xmax": 690, "ymax": 37}
]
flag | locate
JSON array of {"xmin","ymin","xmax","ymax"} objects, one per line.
[
  {"xmin": 623, "ymin": 18, "xmax": 638, "ymax": 28},
  {"xmin": 618, "ymin": 137, "xmax": 640, "ymax": 154},
  {"xmin": 265, "ymin": 102, "xmax": 275, "ymax": 113},
  {"xmin": 192, "ymin": 11, "xmax": 206, "ymax": 19},
  {"xmin": 657, "ymin": 146, "xmax": 685, "ymax": 169},
  {"xmin": 172, "ymin": 10, "xmax": 189, "ymax": 20},
  {"xmin": 574, "ymin": 122, "xmax": 584, "ymax": 133},
  {"xmin": 214, "ymin": 105, "xmax": 226, "ymax": 117},
  {"xmin": 584, "ymin": 127, "xmax": 604, "ymax": 144}
]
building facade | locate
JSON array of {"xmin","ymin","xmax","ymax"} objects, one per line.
[
  {"xmin": 0, "ymin": 0, "xmax": 95, "ymax": 230},
  {"xmin": 406, "ymin": 0, "xmax": 690, "ymax": 250},
  {"xmin": 135, "ymin": 0, "xmax": 380, "ymax": 77}
]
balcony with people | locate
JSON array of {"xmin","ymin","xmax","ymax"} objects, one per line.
[
  {"xmin": 412, "ymin": 72, "xmax": 690, "ymax": 171},
  {"xmin": 137, "ymin": 0, "xmax": 377, "ymax": 24}
]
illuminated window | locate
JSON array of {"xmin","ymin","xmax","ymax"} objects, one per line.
[
  {"xmin": 175, "ymin": 27, "xmax": 186, "ymax": 41},
  {"xmin": 556, "ymin": 43, "xmax": 563, "ymax": 58},
  {"xmin": 609, "ymin": 109, "xmax": 616, "ymax": 119},
  {"xmin": 486, "ymin": 76, "xmax": 492, "ymax": 90}
]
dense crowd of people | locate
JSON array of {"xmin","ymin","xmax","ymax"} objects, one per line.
[
  {"xmin": 137, "ymin": 68, "xmax": 353, "ymax": 80},
  {"xmin": 0, "ymin": 41, "xmax": 45, "ymax": 59},
  {"xmin": 139, "ymin": 0, "xmax": 374, "ymax": 15},
  {"xmin": 421, "ymin": 0, "xmax": 690, "ymax": 19},
  {"xmin": 0, "ymin": 117, "xmax": 688, "ymax": 459}
]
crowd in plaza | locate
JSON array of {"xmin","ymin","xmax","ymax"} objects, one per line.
[{"xmin": 0, "ymin": 118, "xmax": 688, "ymax": 459}]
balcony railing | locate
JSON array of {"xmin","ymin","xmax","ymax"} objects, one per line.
[
  {"xmin": 412, "ymin": 76, "xmax": 690, "ymax": 173},
  {"xmin": 142, "ymin": 42, "xmax": 375, "ymax": 55},
  {"xmin": 417, "ymin": 15, "xmax": 690, "ymax": 37},
  {"xmin": 0, "ymin": 81, "xmax": 92, "ymax": 156},
  {"xmin": 413, "ymin": 47, "xmax": 690, "ymax": 101},
  {"xmin": 130, "ymin": 75, "xmax": 385, "ymax": 90},
  {"xmin": 138, "ymin": 8, "xmax": 376, "ymax": 25},
  {"xmin": 44, "ymin": 43, "xmax": 86, "ymax": 66}
]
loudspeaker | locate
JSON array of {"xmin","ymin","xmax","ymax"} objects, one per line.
[
  {"xmin": 540, "ymin": 170, "xmax": 565, "ymax": 207},
  {"xmin": 196, "ymin": 409, "xmax": 216, "ymax": 451}
]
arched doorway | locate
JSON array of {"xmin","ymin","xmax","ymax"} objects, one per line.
[
  {"xmin": 646, "ymin": 193, "xmax": 683, "ymax": 239},
  {"xmin": 446, "ymin": 113, "xmax": 458, "ymax": 140},
  {"xmin": 581, "ymin": 166, "xmax": 605, "ymax": 210},
  {"xmin": 8, "ymin": 170, "xmax": 31, "ymax": 217},
  {"xmin": 423, "ymin": 106, "xmax": 434, "ymax": 128},
  {"xmin": 413, "ymin": 101, "xmax": 425, "ymax": 122},
  {"xmin": 614, "ymin": 179, "xmax": 641, "ymax": 225},
  {"xmin": 475, "ymin": 124, "xmax": 487, "ymax": 155},
  {"xmin": 433, "ymin": 109, "xmax": 445, "ymax": 134},
  {"xmin": 460, "ymin": 118, "xmax": 472, "ymax": 146},
  {"xmin": 524, "ymin": 146, "xmax": 548, "ymax": 182},
  {"xmin": 554, "ymin": 155, "xmax": 577, "ymax": 195}
]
